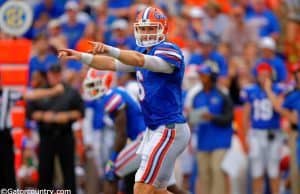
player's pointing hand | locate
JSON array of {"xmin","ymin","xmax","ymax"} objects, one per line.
[
  {"xmin": 88, "ymin": 41, "xmax": 108, "ymax": 55},
  {"xmin": 58, "ymin": 49, "xmax": 82, "ymax": 61}
]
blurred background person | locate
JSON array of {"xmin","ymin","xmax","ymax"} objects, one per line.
[
  {"xmin": 191, "ymin": 64, "xmax": 233, "ymax": 194},
  {"xmin": 60, "ymin": 1, "xmax": 87, "ymax": 49},
  {"xmin": 241, "ymin": 62, "xmax": 285, "ymax": 194},
  {"xmin": 30, "ymin": 12, "xmax": 50, "ymax": 39},
  {"xmin": 254, "ymin": 37, "xmax": 287, "ymax": 83},
  {"xmin": 228, "ymin": 57, "xmax": 253, "ymax": 106},
  {"xmin": 59, "ymin": 1, "xmax": 91, "ymax": 26},
  {"xmin": 33, "ymin": 0, "xmax": 63, "ymax": 21},
  {"xmin": 47, "ymin": 19, "xmax": 67, "ymax": 51},
  {"xmin": 0, "ymin": 74, "xmax": 64, "ymax": 189},
  {"xmin": 29, "ymin": 34, "xmax": 59, "ymax": 80},
  {"xmin": 93, "ymin": 1, "xmax": 116, "ymax": 44},
  {"xmin": 0, "ymin": 84, "xmax": 18, "ymax": 189},
  {"xmin": 203, "ymin": 2, "xmax": 229, "ymax": 42},
  {"xmin": 245, "ymin": 0, "xmax": 280, "ymax": 40},
  {"xmin": 106, "ymin": 19, "xmax": 136, "ymax": 50},
  {"xmin": 267, "ymin": 63, "xmax": 300, "ymax": 194},
  {"xmin": 187, "ymin": 7, "xmax": 206, "ymax": 42},
  {"xmin": 221, "ymin": 5, "xmax": 258, "ymax": 58},
  {"xmin": 189, "ymin": 33, "xmax": 230, "ymax": 92},
  {"xmin": 27, "ymin": 64, "xmax": 84, "ymax": 193},
  {"xmin": 281, "ymin": 63, "xmax": 300, "ymax": 194}
]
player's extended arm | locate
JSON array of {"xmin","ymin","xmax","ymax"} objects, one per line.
[
  {"xmin": 58, "ymin": 45, "xmax": 174, "ymax": 73},
  {"xmin": 23, "ymin": 84, "xmax": 64, "ymax": 100},
  {"xmin": 58, "ymin": 49, "xmax": 118, "ymax": 71},
  {"xmin": 90, "ymin": 41, "xmax": 174, "ymax": 73},
  {"xmin": 91, "ymin": 53, "xmax": 174, "ymax": 73}
]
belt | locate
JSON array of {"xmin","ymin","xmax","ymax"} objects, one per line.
[
  {"xmin": 149, "ymin": 123, "xmax": 176, "ymax": 130},
  {"xmin": 166, "ymin": 123, "xmax": 175, "ymax": 129}
]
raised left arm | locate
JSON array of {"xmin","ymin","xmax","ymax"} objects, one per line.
[{"xmin": 24, "ymin": 84, "xmax": 64, "ymax": 100}]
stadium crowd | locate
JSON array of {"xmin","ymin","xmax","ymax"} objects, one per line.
[{"xmin": 1, "ymin": 0, "xmax": 300, "ymax": 194}]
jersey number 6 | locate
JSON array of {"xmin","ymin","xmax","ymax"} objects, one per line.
[{"xmin": 136, "ymin": 71, "xmax": 145, "ymax": 101}]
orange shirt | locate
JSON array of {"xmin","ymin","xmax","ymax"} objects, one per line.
[
  {"xmin": 184, "ymin": 0, "xmax": 206, "ymax": 6},
  {"xmin": 184, "ymin": 0, "xmax": 231, "ymax": 12},
  {"xmin": 265, "ymin": 0, "xmax": 280, "ymax": 10},
  {"xmin": 75, "ymin": 38, "xmax": 93, "ymax": 52}
]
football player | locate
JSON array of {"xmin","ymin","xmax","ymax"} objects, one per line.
[
  {"xmin": 83, "ymin": 69, "xmax": 188, "ymax": 194},
  {"xmin": 59, "ymin": 6, "xmax": 190, "ymax": 194}
]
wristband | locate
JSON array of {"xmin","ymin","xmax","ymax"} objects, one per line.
[
  {"xmin": 107, "ymin": 46, "xmax": 120, "ymax": 58},
  {"xmin": 80, "ymin": 52, "xmax": 93, "ymax": 65}
]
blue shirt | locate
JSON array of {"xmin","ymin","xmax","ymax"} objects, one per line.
[
  {"xmin": 34, "ymin": 1, "xmax": 64, "ymax": 19},
  {"xmin": 188, "ymin": 51, "xmax": 228, "ymax": 77},
  {"xmin": 254, "ymin": 57, "xmax": 287, "ymax": 83},
  {"xmin": 282, "ymin": 89, "xmax": 300, "ymax": 130},
  {"xmin": 282, "ymin": 89, "xmax": 300, "ymax": 167},
  {"xmin": 66, "ymin": 60, "xmax": 83, "ymax": 72},
  {"xmin": 246, "ymin": 9, "xmax": 280, "ymax": 37},
  {"xmin": 61, "ymin": 22, "xmax": 86, "ymax": 49},
  {"xmin": 102, "ymin": 87, "xmax": 145, "ymax": 140},
  {"xmin": 85, "ymin": 100, "xmax": 106, "ymax": 130},
  {"xmin": 107, "ymin": 0, "xmax": 133, "ymax": 9},
  {"xmin": 241, "ymin": 84, "xmax": 284, "ymax": 129},
  {"xmin": 193, "ymin": 88, "xmax": 233, "ymax": 151},
  {"xmin": 29, "ymin": 54, "xmax": 58, "ymax": 78},
  {"xmin": 0, "ymin": 0, "xmax": 5, "ymax": 6},
  {"xmin": 107, "ymin": 35, "xmax": 136, "ymax": 50},
  {"xmin": 135, "ymin": 41, "xmax": 186, "ymax": 130}
]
